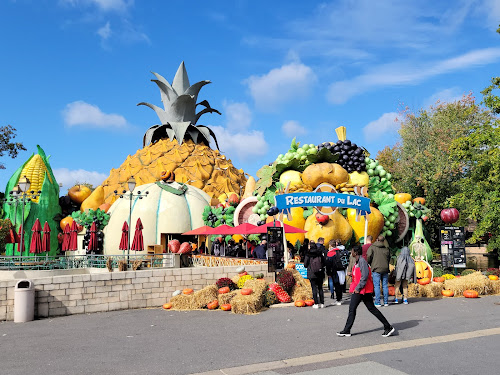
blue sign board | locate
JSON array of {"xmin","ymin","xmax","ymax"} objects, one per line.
[
  {"xmin": 275, "ymin": 192, "xmax": 371, "ymax": 214},
  {"xmin": 295, "ymin": 263, "xmax": 308, "ymax": 279}
]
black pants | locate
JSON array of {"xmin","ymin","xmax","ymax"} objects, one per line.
[
  {"xmin": 343, "ymin": 292, "xmax": 391, "ymax": 332},
  {"xmin": 332, "ymin": 282, "xmax": 343, "ymax": 302},
  {"xmin": 310, "ymin": 277, "xmax": 324, "ymax": 305}
]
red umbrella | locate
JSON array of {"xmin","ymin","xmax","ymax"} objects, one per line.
[
  {"xmin": 246, "ymin": 221, "xmax": 308, "ymax": 234},
  {"xmin": 68, "ymin": 220, "xmax": 78, "ymax": 251},
  {"xmin": 182, "ymin": 225, "xmax": 216, "ymax": 236},
  {"xmin": 29, "ymin": 218, "xmax": 43, "ymax": 254},
  {"xmin": 131, "ymin": 218, "xmax": 144, "ymax": 251},
  {"xmin": 17, "ymin": 225, "xmax": 25, "ymax": 255},
  {"xmin": 87, "ymin": 222, "xmax": 98, "ymax": 252},
  {"xmin": 41, "ymin": 221, "xmax": 51, "ymax": 253},
  {"xmin": 62, "ymin": 224, "xmax": 71, "ymax": 251},
  {"xmin": 205, "ymin": 224, "xmax": 235, "ymax": 235},
  {"xmin": 226, "ymin": 223, "xmax": 258, "ymax": 235},
  {"xmin": 119, "ymin": 221, "xmax": 129, "ymax": 250}
]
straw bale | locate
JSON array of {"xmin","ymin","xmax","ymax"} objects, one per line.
[
  {"xmin": 218, "ymin": 290, "xmax": 239, "ymax": 305},
  {"xmin": 243, "ymin": 279, "xmax": 268, "ymax": 296},
  {"xmin": 231, "ymin": 275, "xmax": 240, "ymax": 284},
  {"xmin": 231, "ymin": 291, "xmax": 264, "ymax": 314},
  {"xmin": 291, "ymin": 285, "xmax": 313, "ymax": 301},
  {"xmin": 444, "ymin": 272, "xmax": 492, "ymax": 296},
  {"xmin": 170, "ymin": 294, "xmax": 194, "ymax": 310},
  {"xmin": 490, "ymin": 280, "xmax": 500, "ymax": 295},
  {"xmin": 191, "ymin": 285, "xmax": 218, "ymax": 309},
  {"xmin": 407, "ymin": 283, "xmax": 443, "ymax": 298},
  {"xmin": 290, "ymin": 269, "xmax": 310, "ymax": 289}
]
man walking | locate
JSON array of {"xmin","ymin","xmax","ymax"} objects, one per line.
[
  {"xmin": 337, "ymin": 245, "xmax": 395, "ymax": 337},
  {"xmin": 367, "ymin": 235, "xmax": 391, "ymax": 307}
]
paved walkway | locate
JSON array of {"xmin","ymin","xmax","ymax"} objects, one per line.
[{"xmin": 1, "ymin": 295, "xmax": 499, "ymax": 375}]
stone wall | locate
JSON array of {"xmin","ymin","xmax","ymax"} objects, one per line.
[{"xmin": 0, "ymin": 265, "xmax": 272, "ymax": 321}]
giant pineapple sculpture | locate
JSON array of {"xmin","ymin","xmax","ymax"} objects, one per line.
[{"xmin": 101, "ymin": 62, "xmax": 247, "ymax": 203}]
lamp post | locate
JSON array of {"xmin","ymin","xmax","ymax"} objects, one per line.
[
  {"xmin": 114, "ymin": 176, "xmax": 148, "ymax": 264},
  {"xmin": 16, "ymin": 176, "xmax": 41, "ymax": 257}
]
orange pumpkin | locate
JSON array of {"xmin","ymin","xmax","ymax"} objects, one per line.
[
  {"xmin": 294, "ymin": 300, "xmax": 306, "ymax": 307},
  {"xmin": 218, "ymin": 286, "xmax": 230, "ymax": 294},
  {"xmin": 463, "ymin": 290, "xmax": 479, "ymax": 298},
  {"xmin": 417, "ymin": 277, "xmax": 430, "ymax": 285},
  {"xmin": 441, "ymin": 289, "xmax": 454, "ymax": 297},
  {"xmin": 388, "ymin": 286, "xmax": 395, "ymax": 296},
  {"xmin": 488, "ymin": 275, "xmax": 499, "ymax": 281},
  {"xmin": 415, "ymin": 261, "xmax": 433, "ymax": 280},
  {"xmin": 433, "ymin": 277, "xmax": 445, "ymax": 283},
  {"xmin": 241, "ymin": 288, "xmax": 253, "ymax": 295},
  {"xmin": 304, "ymin": 299, "xmax": 315, "ymax": 306},
  {"xmin": 182, "ymin": 288, "xmax": 194, "ymax": 295},
  {"xmin": 207, "ymin": 300, "xmax": 219, "ymax": 309},
  {"xmin": 162, "ymin": 303, "xmax": 173, "ymax": 309},
  {"xmin": 287, "ymin": 262, "xmax": 296, "ymax": 269},
  {"xmin": 413, "ymin": 197, "xmax": 426, "ymax": 205},
  {"xmin": 394, "ymin": 193, "xmax": 412, "ymax": 204},
  {"xmin": 238, "ymin": 271, "xmax": 248, "ymax": 277},
  {"xmin": 220, "ymin": 304, "xmax": 231, "ymax": 311}
]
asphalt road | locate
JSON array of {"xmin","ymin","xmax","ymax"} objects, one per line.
[{"xmin": 0, "ymin": 295, "xmax": 499, "ymax": 375}]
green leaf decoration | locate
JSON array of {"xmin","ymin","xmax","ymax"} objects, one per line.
[
  {"xmin": 255, "ymin": 164, "xmax": 276, "ymax": 196},
  {"xmin": 307, "ymin": 148, "xmax": 339, "ymax": 164},
  {"xmin": 290, "ymin": 137, "xmax": 299, "ymax": 151},
  {"xmin": 275, "ymin": 158, "xmax": 303, "ymax": 176},
  {"xmin": 370, "ymin": 191, "xmax": 397, "ymax": 217},
  {"xmin": 303, "ymin": 207, "xmax": 314, "ymax": 219}
]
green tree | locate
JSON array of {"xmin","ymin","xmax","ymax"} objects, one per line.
[
  {"xmin": 0, "ymin": 125, "xmax": 26, "ymax": 169},
  {"xmin": 376, "ymin": 96, "xmax": 494, "ymax": 247}
]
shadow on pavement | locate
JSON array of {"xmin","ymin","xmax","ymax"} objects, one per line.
[{"xmin": 352, "ymin": 319, "xmax": 421, "ymax": 336}]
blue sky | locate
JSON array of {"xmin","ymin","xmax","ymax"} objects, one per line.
[{"xmin": 1, "ymin": 0, "xmax": 499, "ymax": 194}]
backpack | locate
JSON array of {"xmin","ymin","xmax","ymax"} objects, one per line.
[
  {"xmin": 310, "ymin": 255, "xmax": 323, "ymax": 274},
  {"xmin": 337, "ymin": 249, "xmax": 350, "ymax": 269}
]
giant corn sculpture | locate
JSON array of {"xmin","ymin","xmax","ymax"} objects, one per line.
[
  {"xmin": 3, "ymin": 145, "xmax": 61, "ymax": 256},
  {"xmin": 101, "ymin": 62, "xmax": 247, "ymax": 203}
]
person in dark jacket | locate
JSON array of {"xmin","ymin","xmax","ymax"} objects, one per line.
[
  {"xmin": 299, "ymin": 239, "xmax": 309, "ymax": 262},
  {"xmin": 316, "ymin": 237, "xmax": 327, "ymax": 257},
  {"xmin": 253, "ymin": 240, "xmax": 267, "ymax": 259},
  {"xmin": 304, "ymin": 242, "xmax": 325, "ymax": 308},
  {"xmin": 394, "ymin": 246, "xmax": 416, "ymax": 304},
  {"xmin": 366, "ymin": 235, "xmax": 391, "ymax": 307},
  {"xmin": 337, "ymin": 245, "xmax": 395, "ymax": 337}
]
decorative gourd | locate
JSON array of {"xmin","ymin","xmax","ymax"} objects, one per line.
[
  {"xmin": 417, "ymin": 277, "xmax": 430, "ymax": 285},
  {"xmin": 254, "ymin": 273, "xmax": 264, "ymax": 279},
  {"xmin": 413, "ymin": 197, "xmax": 426, "ymax": 205},
  {"xmin": 238, "ymin": 271, "xmax": 248, "ymax": 277},
  {"xmin": 268, "ymin": 283, "xmax": 291, "ymax": 303},
  {"xmin": 172, "ymin": 290, "xmax": 182, "ymax": 297},
  {"xmin": 415, "ymin": 261, "xmax": 432, "ymax": 280},
  {"xmin": 235, "ymin": 266, "xmax": 245, "ymax": 273},
  {"xmin": 207, "ymin": 300, "xmax": 219, "ymax": 309},
  {"xmin": 241, "ymin": 288, "xmax": 253, "ymax": 295},
  {"xmin": 394, "ymin": 193, "xmax": 412, "ymax": 204},
  {"xmin": 388, "ymin": 286, "xmax": 395, "ymax": 296},
  {"xmin": 463, "ymin": 290, "xmax": 479, "ymax": 298},
  {"xmin": 162, "ymin": 303, "xmax": 172, "ymax": 309},
  {"xmin": 182, "ymin": 288, "xmax": 194, "ymax": 295},
  {"xmin": 488, "ymin": 275, "xmax": 499, "ymax": 281},
  {"xmin": 433, "ymin": 276, "xmax": 445, "ymax": 283},
  {"xmin": 220, "ymin": 304, "xmax": 231, "ymax": 311},
  {"xmin": 294, "ymin": 300, "xmax": 305, "ymax": 307},
  {"xmin": 218, "ymin": 286, "xmax": 230, "ymax": 294},
  {"xmin": 304, "ymin": 299, "xmax": 315, "ymax": 306},
  {"xmin": 441, "ymin": 289, "xmax": 454, "ymax": 297}
]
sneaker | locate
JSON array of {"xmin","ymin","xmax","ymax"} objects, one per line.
[
  {"xmin": 403, "ymin": 299, "xmax": 408, "ymax": 305},
  {"xmin": 312, "ymin": 304, "xmax": 319, "ymax": 309},
  {"xmin": 382, "ymin": 326, "xmax": 396, "ymax": 337},
  {"xmin": 319, "ymin": 304, "xmax": 325, "ymax": 308},
  {"xmin": 384, "ymin": 303, "xmax": 389, "ymax": 307},
  {"xmin": 374, "ymin": 303, "xmax": 381, "ymax": 307},
  {"xmin": 336, "ymin": 301, "xmax": 342, "ymax": 306},
  {"xmin": 336, "ymin": 330, "xmax": 351, "ymax": 337},
  {"xmin": 394, "ymin": 299, "xmax": 399, "ymax": 304}
]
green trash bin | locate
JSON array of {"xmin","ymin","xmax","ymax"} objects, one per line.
[{"xmin": 14, "ymin": 279, "xmax": 35, "ymax": 323}]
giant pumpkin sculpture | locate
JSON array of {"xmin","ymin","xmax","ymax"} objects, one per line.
[
  {"xmin": 415, "ymin": 260, "xmax": 433, "ymax": 281},
  {"xmin": 100, "ymin": 62, "xmax": 246, "ymax": 202}
]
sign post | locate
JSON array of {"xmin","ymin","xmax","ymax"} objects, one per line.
[{"xmin": 440, "ymin": 226, "xmax": 466, "ymax": 270}]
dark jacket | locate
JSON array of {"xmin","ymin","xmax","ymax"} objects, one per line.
[
  {"xmin": 316, "ymin": 242, "xmax": 327, "ymax": 258},
  {"xmin": 253, "ymin": 244, "xmax": 267, "ymax": 259},
  {"xmin": 366, "ymin": 240, "xmax": 391, "ymax": 273},
  {"xmin": 395, "ymin": 246, "xmax": 416, "ymax": 282},
  {"xmin": 304, "ymin": 247, "xmax": 325, "ymax": 280}
]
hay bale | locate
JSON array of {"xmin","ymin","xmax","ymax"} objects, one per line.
[
  {"xmin": 170, "ymin": 294, "xmax": 193, "ymax": 310},
  {"xmin": 243, "ymin": 279, "xmax": 268, "ymax": 295},
  {"xmin": 291, "ymin": 285, "xmax": 313, "ymax": 301},
  {"xmin": 491, "ymin": 280, "xmax": 500, "ymax": 295},
  {"xmin": 191, "ymin": 285, "xmax": 218, "ymax": 309},
  {"xmin": 408, "ymin": 283, "xmax": 419, "ymax": 297},
  {"xmin": 407, "ymin": 282, "xmax": 443, "ymax": 298},
  {"xmin": 231, "ymin": 275, "xmax": 240, "ymax": 284},
  {"xmin": 218, "ymin": 290, "xmax": 239, "ymax": 305},
  {"xmin": 444, "ymin": 271, "xmax": 492, "ymax": 296},
  {"xmin": 290, "ymin": 269, "xmax": 309, "ymax": 289},
  {"xmin": 231, "ymin": 290, "xmax": 264, "ymax": 314}
]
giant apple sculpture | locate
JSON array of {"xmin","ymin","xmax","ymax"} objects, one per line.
[{"xmin": 440, "ymin": 208, "xmax": 459, "ymax": 224}]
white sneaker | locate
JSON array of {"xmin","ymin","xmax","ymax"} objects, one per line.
[
  {"xmin": 319, "ymin": 304, "xmax": 325, "ymax": 308},
  {"xmin": 336, "ymin": 301, "xmax": 342, "ymax": 306},
  {"xmin": 384, "ymin": 303, "xmax": 389, "ymax": 307},
  {"xmin": 312, "ymin": 304, "xmax": 319, "ymax": 309}
]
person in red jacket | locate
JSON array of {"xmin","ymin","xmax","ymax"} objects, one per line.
[{"xmin": 337, "ymin": 245, "xmax": 395, "ymax": 337}]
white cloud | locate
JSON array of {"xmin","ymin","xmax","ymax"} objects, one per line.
[
  {"xmin": 60, "ymin": 0, "xmax": 133, "ymax": 13},
  {"xmin": 245, "ymin": 62, "xmax": 317, "ymax": 111},
  {"xmin": 62, "ymin": 101, "xmax": 128, "ymax": 128},
  {"xmin": 210, "ymin": 126, "xmax": 268, "ymax": 160},
  {"xmin": 328, "ymin": 47, "xmax": 500, "ymax": 104},
  {"xmin": 281, "ymin": 120, "xmax": 307, "ymax": 138},
  {"xmin": 362, "ymin": 112, "xmax": 400, "ymax": 143},
  {"xmin": 97, "ymin": 21, "xmax": 111, "ymax": 40},
  {"xmin": 53, "ymin": 168, "xmax": 108, "ymax": 193},
  {"xmin": 423, "ymin": 87, "xmax": 464, "ymax": 108},
  {"xmin": 223, "ymin": 101, "xmax": 252, "ymax": 132}
]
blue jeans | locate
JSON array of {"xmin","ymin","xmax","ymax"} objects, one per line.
[{"xmin": 372, "ymin": 271, "xmax": 389, "ymax": 305}]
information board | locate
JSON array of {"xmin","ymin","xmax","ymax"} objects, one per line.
[
  {"xmin": 295, "ymin": 263, "xmax": 308, "ymax": 279},
  {"xmin": 267, "ymin": 226, "xmax": 285, "ymax": 272},
  {"xmin": 440, "ymin": 226, "xmax": 466, "ymax": 268}
]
